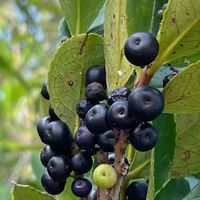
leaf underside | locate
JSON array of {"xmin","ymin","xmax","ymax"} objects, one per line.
[{"xmin": 48, "ymin": 33, "xmax": 104, "ymax": 133}]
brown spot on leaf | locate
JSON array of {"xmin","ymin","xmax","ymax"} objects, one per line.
[
  {"xmin": 68, "ymin": 80, "xmax": 73, "ymax": 86},
  {"xmin": 113, "ymin": 14, "xmax": 115, "ymax": 19},
  {"xmin": 171, "ymin": 17, "xmax": 176, "ymax": 23},
  {"xmin": 183, "ymin": 150, "xmax": 191, "ymax": 161},
  {"xmin": 186, "ymin": 12, "xmax": 190, "ymax": 16}
]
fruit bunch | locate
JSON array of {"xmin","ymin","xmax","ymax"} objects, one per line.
[{"xmin": 37, "ymin": 32, "xmax": 164, "ymax": 200}]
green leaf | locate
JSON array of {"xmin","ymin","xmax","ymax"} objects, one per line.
[
  {"xmin": 163, "ymin": 61, "xmax": 200, "ymax": 113},
  {"xmin": 183, "ymin": 182, "xmax": 200, "ymax": 200},
  {"xmin": 12, "ymin": 183, "xmax": 56, "ymax": 200},
  {"xmin": 127, "ymin": 0, "xmax": 154, "ymax": 35},
  {"xmin": 59, "ymin": 0, "xmax": 105, "ymax": 35},
  {"xmin": 170, "ymin": 113, "xmax": 200, "ymax": 177},
  {"xmin": 104, "ymin": 0, "xmax": 133, "ymax": 92},
  {"xmin": 154, "ymin": 178, "xmax": 190, "ymax": 200},
  {"xmin": 59, "ymin": 18, "xmax": 72, "ymax": 39},
  {"xmin": 154, "ymin": 0, "xmax": 200, "ymax": 66},
  {"xmin": 48, "ymin": 33, "xmax": 104, "ymax": 133},
  {"xmin": 130, "ymin": 151, "xmax": 151, "ymax": 178},
  {"xmin": 168, "ymin": 50, "xmax": 200, "ymax": 68},
  {"xmin": 153, "ymin": 114, "xmax": 177, "ymax": 191}
]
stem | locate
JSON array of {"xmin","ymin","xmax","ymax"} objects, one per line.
[{"xmin": 109, "ymin": 128, "xmax": 129, "ymax": 200}]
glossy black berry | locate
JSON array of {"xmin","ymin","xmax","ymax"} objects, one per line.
[
  {"xmin": 76, "ymin": 99, "xmax": 96, "ymax": 119},
  {"xmin": 126, "ymin": 180, "xmax": 148, "ymax": 200},
  {"xmin": 49, "ymin": 107, "xmax": 60, "ymax": 121},
  {"xmin": 124, "ymin": 32, "xmax": 159, "ymax": 67},
  {"xmin": 75, "ymin": 126, "xmax": 95, "ymax": 150},
  {"xmin": 41, "ymin": 81, "xmax": 50, "ymax": 100},
  {"xmin": 46, "ymin": 120, "xmax": 71, "ymax": 150},
  {"xmin": 128, "ymin": 86, "xmax": 164, "ymax": 121},
  {"xmin": 85, "ymin": 65, "xmax": 106, "ymax": 89},
  {"xmin": 85, "ymin": 82, "xmax": 106, "ymax": 102},
  {"xmin": 71, "ymin": 178, "xmax": 92, "ymax": 197},
  {"xmin": 37, "ymin": 116, "xmax": 51, "ymax": 144},
  {"xmin": 97, "ymin": 130, "xmax": 115, "ymax": 152},
  {"xmin": 107, "ymin": 100, "xmax": 133, "ymax": 129},
  {"xmin": 40, "ymin": 145, "xmax": 56, "ymax": 167},
  {"xmin": 41, "ymin": 171, "xmax": 66, "ymax": 195},
  {"xmin": 85, "ymin": 104, "xmax": 110, "ymax": 134},
  {"xmin": 130, "ymin": 123, "xmax": 159, "ymax": 151},
  {"xmin": 107, "ymin": 87, "xmax": 130, "ymax": 105},
  {"xmin": 71, "ymin": 151, "xmax": 93, "ymax": 174},
  {"xmin": 47, "ymin": 155, "xmax": 71, "ymax": 181}
]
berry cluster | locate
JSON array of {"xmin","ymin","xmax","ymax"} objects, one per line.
[{"xmin": 37, "ymin": 32, "xmax": 163, "ymax": 199}]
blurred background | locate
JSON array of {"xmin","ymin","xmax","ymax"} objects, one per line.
[{"xmin": 0, "ymin": 1, "xmax": 62, "ymax": 199}]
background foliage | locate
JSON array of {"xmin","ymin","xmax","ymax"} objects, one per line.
[{"xmin": 0, "ymin": 1, "xmax": 61, "ymax": 200}]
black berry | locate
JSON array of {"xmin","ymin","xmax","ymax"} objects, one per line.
[
  {"xmin": 75, "ymin": 126, "xmax": 95, "ymax": 150},
  {"xmin": 128, "ymin": 86, "xmax": 164, "ymax": 121},
  {"xmin": 71, "ymin": 151, "xmax": 93, "ymax": 174},
  {"xmin": 85, "ymin": 65, "xmax": 106, "ymax": 89},
  {"xmin": 76, "ymin": 99, "xmax": 96, "ymax": 119},
  {"xmin": 126, "ymin": 180, "xmax": 148, "ymax": 200},
  {"xmin": 41, "ymin": 171, "xmax": 66, "ymax": 195},
  {"xmin": 130, "ymin": 123, "xmax": 159, "ymax": 151},
  {"xmin": 47, "ymin": 155, "xmax": 71, "ymax": 181},
  {"xmin": 107, "ymin": 87, "xmax": 130, "ymax": 105},
  {"xmin": 49, "ymin": 107, "xmax": 60, "ymax": 121},
  {"xmin": 124, "ymin": 32, "xmax": 159, "ymax": 67},
  {"xmin": 85, "ymin": 82, "xmax": 106, "ymax": 102},
  {"xmin": 46, "ymin": 120, "xmax": 71, "ymax": 150},
  {"xmin": 85, "ymin": 104, "xmax": 110, "ymax": 134},
  {"xmin": 40, "ymin": 145, "xmax": 56, "ymax": 167},
  {"xmin": 107, "ymin": 100, "xmax": 133, "ymax": 129},
  {"xmin": 97, "ymin": 130, "xmax": 115, "ymax": 152},
  {"xmin": 37, "ymin": 116, "xmax": 51, "ymax": 144},
  {"xmin": 41, "ymin": 81, "xmax": 50, "ymax": 100},
  {"xmin": 71, "ymin": 178, "xmax": 92, "ymax": 197}
]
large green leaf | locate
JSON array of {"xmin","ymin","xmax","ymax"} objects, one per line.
[
  {"xmin": 12, "ymin": 183, "xmax": 56, "ymax": 200},
  {"xmin": 153, "ymin": 114, "xmax": 176, "ymax": 191},
  {"xmin": 170, "ymin": 113, "xmax": 200, "ymax": 177},
  {"xmin": 48, "ymin": 33, "xmax": 104, "ymax": 133},
  {"xmin": 127, "ymin": 0, "xmax": 154, "ymax": 34},
  {"xmin": 104, "ymin": 0, "xmax": 133, "ymax": 92},
  {"xmin": 183, "ymin": 182, "xmax": 200, "ymax": 200},
  {"xmin": 147, "ymin": 114, "xmax": 177, "ymax": 199},
  {"xmin": 154, "ymin": 0, "xmax": 200, "ymax": 67},
  {"xmin": 154, "ymin": 178, "xmax": 190, "ymax": 200},
  {"xmin": 163, "ymin": 61, "xmax": 200, "ymax": 113},
  {"xmin": 59, "ymin": 0, "xmax": 105, "ymax": 35}
]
